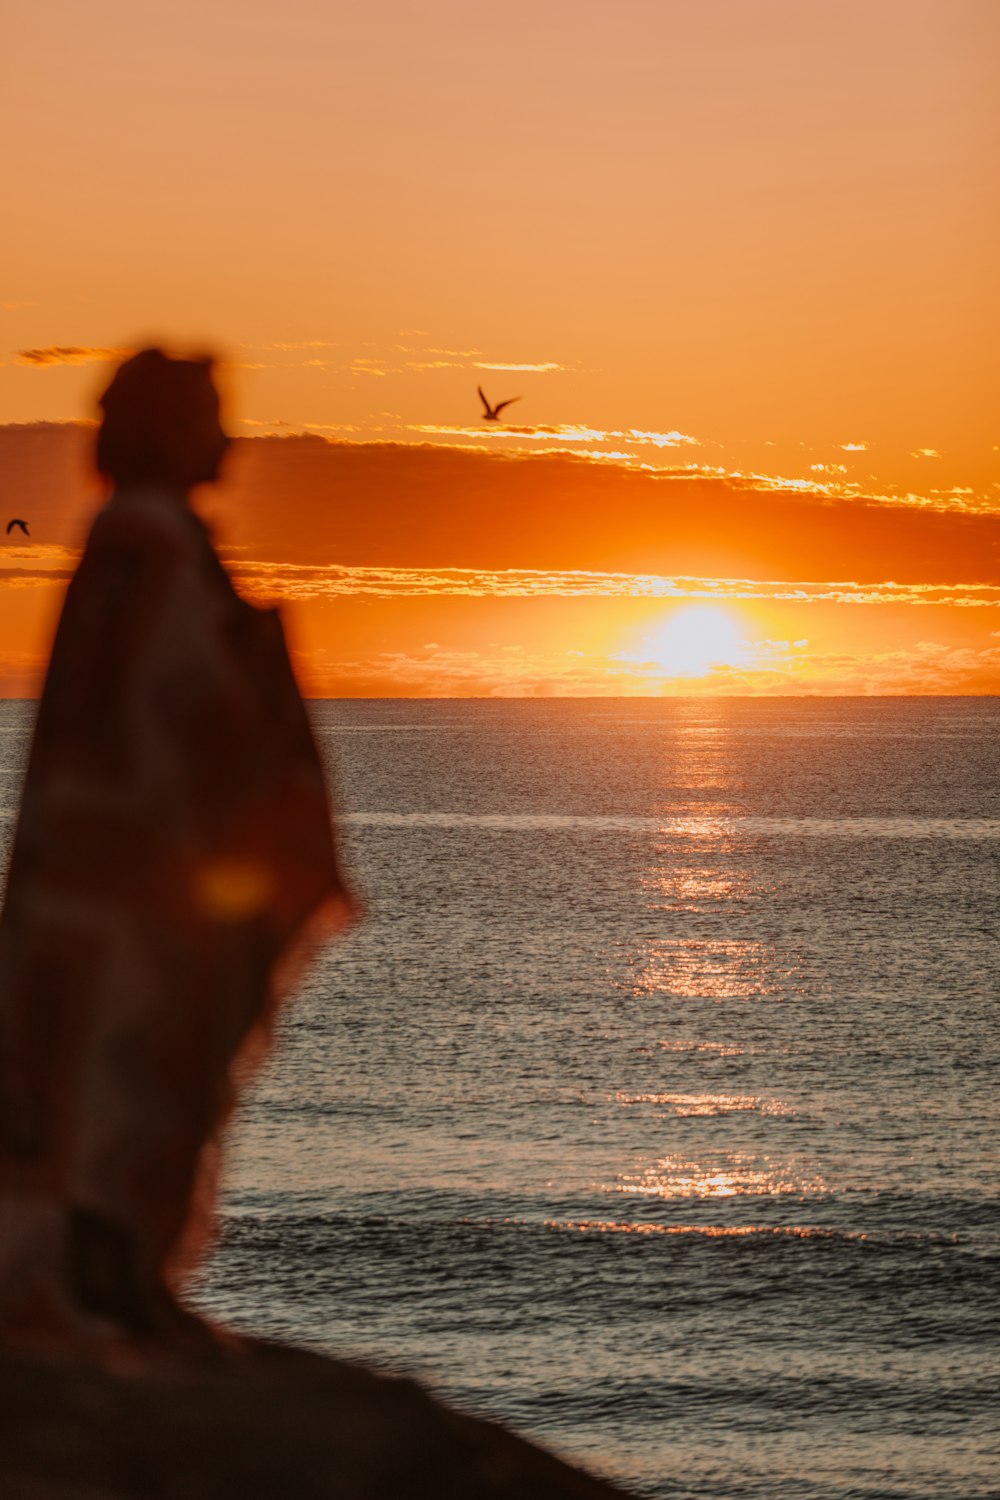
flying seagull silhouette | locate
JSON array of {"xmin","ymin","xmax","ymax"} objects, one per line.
[
  {"xmin": 478, "ymin": 386, "xmax": 521, "ymax": 422},
  {"xmin": 5, "ymin": 519, "xmax": 29, "ymax": 537}
]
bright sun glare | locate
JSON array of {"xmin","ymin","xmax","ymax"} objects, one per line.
[{"xmin": 643, "ymin": 606, "xmax": 750, "ymax": 678}]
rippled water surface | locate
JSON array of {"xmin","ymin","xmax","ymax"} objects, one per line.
[{"xmin": 3, "ymin": 698, "xmax": 998, "ymax": 1498}]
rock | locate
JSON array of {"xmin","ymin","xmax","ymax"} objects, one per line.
[{"xmin": 0, "ymin": 1336, "xmax": 633, "ymax": 1499}]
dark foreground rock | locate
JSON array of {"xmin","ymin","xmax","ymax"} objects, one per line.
[{"xmin": 0, "ymin": 1337, "xmax": 633, "ymax": 1500}]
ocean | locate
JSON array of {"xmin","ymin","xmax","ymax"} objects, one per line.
[{"xmin": 2, "ymin": 698, "xmax": 998, "ymax": 1498}]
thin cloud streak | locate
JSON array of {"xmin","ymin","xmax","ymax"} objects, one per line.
[
  {"xmin": 225, "ymin": 339, "xmax": 557, "ymax": 378},
  {"xmin": 16, "ymin": 346, "xmax": 132, "ymax": 367},
  {"xmin": 408, "ymin": 423, "xmax": 700, "ymax": 449},
  {"xmin": 238, "ymin": 419, "xmax": 363, "ymax": 434},
  {"xmin": 0, "ymin": 569, "xmax": 77, "ymax": 588},
  {"xmin": 471, "ymin": 361, "xmax": 564, "ymax": 372},
  {"xmin": 15, "ymin": 548, "xmax": 997, "ymax": 613},
  {"xmin": 220, "ymin": 559, "xmax": 1000, "ymax": 608},
  {"xmin": 394, "ymin": 431, "xmax": 990, "ymax": 513},
  {"xmin": 0, "ymin": 540, "xmax": 83, "ymax": 587},
  {"xmin": 257, "ymin": 341, "xmax": 340, "ymax": 352}
]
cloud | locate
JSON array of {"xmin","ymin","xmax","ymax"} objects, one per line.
[
  {"xmin": 627, "ymin": 429, "xmax": 700, "ymax": 449},
  {"xmin": 238, "ymin": 419, "xmax": 363, "ymax": 435},
  {"xmin": 400, "ymin": 346, "xmax": 483, "ymax": 359},
  {"xmin": 406, "ymin": 423, "xmax": 699, "ymax": 450},
  {"xmin": 0, "ymin": 567, "xmax": 77, "ymax": 588},
  {"xmin": 16, "ymin": 346, "xmax": 131, "ymax": 367},
  {"xmin": 3, "ymin": 425, "xmax": 999, "ymax": 591},
  {"xmin": 472, "ymin": 361, "xmax": 564, "ymax": 372},
  {"xmin": 198, "ymin": 437, "xmax": 1000, "ymax": 583},
  {"xmin": 231, "ymin": 338, "xmax": 557, "ymax": 378},
  {"xmin": 392, "ymin": 429, "xmax": 997, "ymax": 510},
  {"xmin": 910, "ymin": 448, "xmax": 941, "ymax": 459},
  {"xmin": 408, "ymin": 422, "xmax": 612, "ymax": 444},
  {"xmin": 840, "ymin": 441, "xmax": 868, "ymax": 452},
  {"xmin": 293, "ymin": 635, "xmax": 1000, "ymax": 698},
  {"xmin": 257, "ymin": 341, "xmax": 339, "ymax": 352},
  {"xmin": 774, "ymin": 639, "xmax": 1000, "ymax": 696},
  {"xmin": 299, "ymin": 643, "xmax": 643, "ymax": 698},
  {"xmin": 3, "ymin": 423, "xmax": 998, "ymax": 699},
  {"xmin": 220, "ymin": 560, "xmax": 1000, "ymax": 609},
  {"xmin": 0, "ymin": 540, "xmax": 83, "ymax": 588},
  {"xmin": 405, "ymin": 360, "xmax": 464, "ymax": 370}
]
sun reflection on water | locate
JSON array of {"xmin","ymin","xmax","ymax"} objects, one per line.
[
  {"xmin": 653, "ymin": 1039, "xmax": 764, "ymax": 1056},
  {"xmin": 643, "ymin": 862, "xmax": 759, "ymax": 913},
  {"xmin": 653, "ymin": 814, "xmax": 740, "ymax": 840},
  {"xmin": 541, "ymin": 1220, "xmax": 850, "ymax": 1239},
  {"xmin": 609, "ymin": 1154, "xmax": 827, "ymax": 1199},
  {"xmin": 629, "ymin": 938, "xmax": 795, "ymax": 999},
  {"xmin": 605, "ymin": 718, "xmax": 821, "ymax": 1232},
  {"xmin": 613, "ymin": 1091, "xmax": 795, "ymax": 1117}
]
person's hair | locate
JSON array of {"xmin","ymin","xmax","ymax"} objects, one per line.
[{"xmin": 96, "ymin": 347, "xmax": 224, "ymax": 487}]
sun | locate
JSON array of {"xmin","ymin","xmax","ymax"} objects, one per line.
[{"xmin": 640, "ymin": 606, "xmax": 751, "ymax": 678}]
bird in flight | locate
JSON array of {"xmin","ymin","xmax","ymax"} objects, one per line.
[
  {"xmin": 5, "ymin": 519, "xmax": 30, "ymax": 537},
  {"xmin": 478, "ymin": 386, "xmax": 521, "ymax": 422}
]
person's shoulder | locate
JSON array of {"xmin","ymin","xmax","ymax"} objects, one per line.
[{"xmin": 87, "ymin": 490, "xmax": 205, "ymax": 563}]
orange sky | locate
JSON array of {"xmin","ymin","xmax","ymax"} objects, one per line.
[{"xmin": 2, "ymin": 1, "xmax": 998, "ymax": 695}]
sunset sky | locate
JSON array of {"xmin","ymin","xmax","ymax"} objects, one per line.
[{"xmin": 2, "ymin": 0, "xmax": 998, "ymax": 695}]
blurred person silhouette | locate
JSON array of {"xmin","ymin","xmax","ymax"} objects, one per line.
[{"xmin": 0, "ymin": 349, "xmax": 356, "ymax": 1350}]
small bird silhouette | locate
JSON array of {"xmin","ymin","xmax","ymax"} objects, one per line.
[
  {"xmin": 5, "ymin": 519, "xmax": 30, "ymax": 538},
  {"xmin": 477, "ymin": 386, "xmax": 521, "ymax": 422}
]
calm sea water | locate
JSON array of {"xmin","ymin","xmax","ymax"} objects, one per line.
[{"xmin": 2, "ymin": 698, "xmax": 998, "ymax": 1498}]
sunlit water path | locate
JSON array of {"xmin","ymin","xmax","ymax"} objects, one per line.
[{"xmin": 1, "ymin": 698, "xmax": 997, "ymax": 1499}]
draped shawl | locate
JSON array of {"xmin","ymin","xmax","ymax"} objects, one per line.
[{"xmin": 0, "ymin": 489, "xmax": 355, "ymax": 1333}]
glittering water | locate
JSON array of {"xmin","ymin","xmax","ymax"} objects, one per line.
[{"xmin": 3, "ymin": 698, "xmax": 998, "ymax": 1498}]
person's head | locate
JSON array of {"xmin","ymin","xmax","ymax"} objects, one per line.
[{"xmin": 96, "ymin": 348, "xmax": 229, "ymax": 491}]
